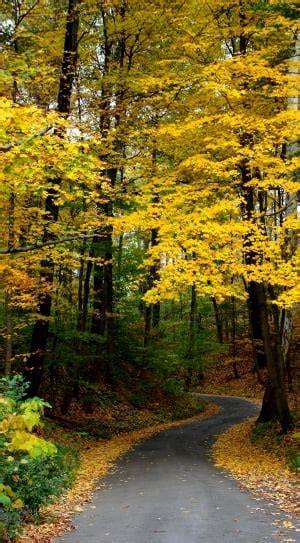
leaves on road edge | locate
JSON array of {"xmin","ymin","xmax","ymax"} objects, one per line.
[
  {"xmin": 18, "ymin": 401, "xmax": 219, "ymax": 542},
  {"xmin": 212, "ymin": 419, "xmax": 299, "ymax": 521}
]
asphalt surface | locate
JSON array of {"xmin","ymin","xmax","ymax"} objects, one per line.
[{"xmin": 56, "ymin": 395, "xmax": 299, "ymax": 543}]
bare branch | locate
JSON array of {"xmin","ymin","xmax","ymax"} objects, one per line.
[
  {"xmin": 18, "ymin": 1, "xmax": 40, "ymax": 25},
  {"xmin": 0, "ymin": 126, "xmax": 53, "ymax": 153},
  {"xmin": 0, "ymin": 234, "xmax": 103, "ymax": 255}
]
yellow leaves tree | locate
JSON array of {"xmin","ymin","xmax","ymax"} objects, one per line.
[
  {"xmin": 117, "ymin": 0, "xmax": 299, "ymax": 431},
  {"xmin": 0, "ymin": 0, "xmax": 298, "ymax": 431}
]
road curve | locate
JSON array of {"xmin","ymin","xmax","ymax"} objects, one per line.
[{"xmin": 56, "ymin": 395, "xmax": 299, "ymax": 543}]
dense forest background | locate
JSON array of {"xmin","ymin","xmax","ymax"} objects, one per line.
[{"xmin": 0, "ymin": 0, "xmax": 299, "ymax": 435}]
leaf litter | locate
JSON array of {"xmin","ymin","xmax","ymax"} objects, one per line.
[{"xmin": 212, "ymin": 418, "xmax": 299, "ymax": 534}]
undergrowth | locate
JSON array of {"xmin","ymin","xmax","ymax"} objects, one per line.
[
  {"xmin": 0, "ymin": 376, "xmax": 79, "ymax": 541},
  {"xmin": 251, "ymin": 420, "xmax": 300, "ymax": 473}
]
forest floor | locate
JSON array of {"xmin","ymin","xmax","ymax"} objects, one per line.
[{"xmin": 196, "ymin": 351, "xmax": 265, "ymax": 399}]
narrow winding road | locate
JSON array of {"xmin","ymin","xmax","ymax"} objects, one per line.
[{"xmin": 56, "ymin": 395, "xmax": 299, "ymax": 543}]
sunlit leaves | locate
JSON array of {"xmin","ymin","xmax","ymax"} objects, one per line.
[{"xmin": 116, "ymin": 0, "xmax": 299, "ymax": 307}]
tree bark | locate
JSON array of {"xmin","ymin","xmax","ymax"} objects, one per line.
[
  {"xmin": 5, "ymin": 291, "xmax": 13, "ymax": 376},
  {"xmin": 212, "ymin": 297, "xmax": 223, "ymax": 344},
  {"xmin": 254, "ymin": 283, "xmax": 292, "ymax": 431},
  {"xmin": 88, "ymin": 3, "xmax": 130, "ymax": 379},
  {"xmin": 82, "ymin": 258, "xmax": 93, "ymax": 333},
  {"xmin": 231, "ymin": 296, "xmax": 239, "ymax": 379},
  {"xmin": 26, "ymin": 0, "xmax": 80, "ymax": 396},
  {"xmin": 151, "ymin": 228, "xmax": 160, "ymax": 329},
  {"xmin": 185, "ymin": 284, "xmax": 199, "ymax": 390},
  {"xmin": 5, "ymin": 191, "xmax": 15, "ymax": 376},
  {"xmin": 247, "ymin": 282, "xmax": 267, "ymax": 369},
  {"xmin": 242, "ymin": 186, "xmax": 292, "ymax": 430},
  {"xmin": 240, "ymin": 154, "xmax": 291, "ymax": 430},
  {"xmin": 143, "ymin": 228, "xmax": 160, "ymax": 349}
]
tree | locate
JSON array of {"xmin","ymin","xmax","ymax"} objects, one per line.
[
  {"xmin": 26, "ymin": 0, "xmax": 81, "ymax": 396},
  {"xmin": 0, "ymin": 0, "xmax": 298, "ymax": 430},
  {"xmin": 121, "ymin": 0, "xmax": 299, "ymax": 431}
]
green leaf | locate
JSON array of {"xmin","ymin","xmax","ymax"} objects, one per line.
[{"xmin": 0, "ymin": 493, "xmax": 11, "ymax": 507}]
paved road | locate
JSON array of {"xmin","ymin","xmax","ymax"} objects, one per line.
[{"xmin": 56, "ymin": 395, "xmax": 299, "ymax": 543}]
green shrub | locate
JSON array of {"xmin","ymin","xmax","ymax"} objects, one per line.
[
  {"xmin": 251, "ymin": 421, "xmax": 281, "ymax": 445},
  {"xmin": 251, "ymin": 422, "xmax": 300, "ymax": 473},
  {"xmin": 0, "ymin": 375, "xmax": 78, "ymax": 539},
  {"xmin": 0, "ymin": 375, "xmax": 29, "ymax": 403},
  {"xmin": 288, "ymin": 432, "xmax": 300, "ymax": 472},
  {"xmin": 153, "ymin": 394, "xmax": 204, "ymax": 422},
  {"xmin": 8, "ymin": 444, "xmax": 79, "ymax": 518},
  {"xmin": 287, "ymin": 449, "xmax": 300, "ymax": 472}
]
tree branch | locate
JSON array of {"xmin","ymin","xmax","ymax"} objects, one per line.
[
  {"xmin": 0, "ymin": 234, "xmax": 103, "ymax": 255},
  {"xmin": 0, "ymin": 126, "xmax": 53, "ymax": 153},
  {"xmin": 18, "ymin": 1, "xmax": 40, "ymax": 25}
]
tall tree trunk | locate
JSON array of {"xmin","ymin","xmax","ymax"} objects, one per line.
[
  {"xmin": 82, "ymin": 258, "xmax": 93, "ymax": 333},
  {"xmin": 77, "ymin": 250, "xmax": 85, "ymax": 319},
  {"xmin": 212, "ymin": 297, "xmax": 223, "ymax": 344},
  {"xmin": 241, "ymin": 165, "xmax": 291, "ymax": 430},
  {"xmin": 4, "ymin": 7, "xmax": 19, "ymax": 376},
  {"xmin": 247, "ymin": 282, "xmax": 267, "ymax": 369},
  {"xmin": 143, "ymin": 228, "xmax": 160, "ymax": 348},
  {"xmin": 91, "ymin": 210, "xmax": 114, "ymax": 380},
  {"xmin": 243, "ymin": 190, "xmax": 292, "ymax": 430},
  {"xmin": 89, "ymin": 3, "xmax": 129, "ymax": 380},
  {"xmin": 151, "ymin": 228, "xmax": 160, "ymax": 329},
  {"xmin": 254, "ymin": 283, "xmax": 292, "ymax": 431},
  {"xmin": 116, "ymin": 233, "xmax": 123, "ymax": 293},
  {"xmin": 231, "ymin": 296, "xmax": 239, "ymax": 379},
  {"xmin": 26, "ymin": 0, "xmax": 80, "ymax": 396},
  {"xmin": 185, "ymin": 284, "xmax": 198, "ymax": 391},
  {"xmin": 144, "ymin": 305, "xmax": 152, "ymax": 350},
  {"xmin": 5, "ymin": 192, "xmax": 15, "ymax": 376},
  {"xmin": 5, "ymin": 291, "xmax": 12, "ymax": 376},
  {"xmin": 61, "ymin": 246, "xmax": 92, "ymax": 414},
  {"xmin": 143, "ymin": 148, "xmax": 160, "ymax": 338}
]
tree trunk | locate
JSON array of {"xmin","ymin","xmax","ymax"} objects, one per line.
[
  {"xmin": 144, "ymin": 305, "xmax": 152, "ymax": 350},
  {"xmin": 143, "ymin": 227, "xmax": 160, "ymax": 350},
  {"xmin": 4, "ymin": 16, "xmax": 18, "ymax": 376},
  {"xmin": 247, "ymin": 282, "xmax": 267, "ymax": 369},
  {"xmin": 231, "ymin": 296, "xmax": 239, "ymax": 379},
  {"xmin": 150, "ymin": 228, "xmax": 160, "ymax": 329},
  {"xmin": 116, "ymin": 233, "xmax": 123, "ymax": 294},
  {"xmin": 253, "ymin": 282, "xmax": 292, "ymax": 432},
  {"xmin": 212, "ymin": 297, "xmax": 223, "ymax": 344},
  {"xmin": 5, "ymin": 291, "xmax": 12, "ymax": 376},
  {"xmin": 26, "ymin": 0, "xmax": 80, "ymax": 396},
  {"xmin": 103, "ymin": 224, "xmax": 114, "ymax": 378},
  {"xmin": 88, "ymin": 3, "xmax": 130, "ymax": 379},
  {"xmin": 5, "ymin": 191, "xmax": 15, "ymax": 376},
  {"xmin": 189, "ymin": 284, "xmax": 197, "ymax": 360},
  {"xmin": 82, "ymin": 258, "xmax": 93, "ymax": 333},
  {"xmin": 240, "ymin": 137, "xmax": 291, "ymax": 431},
  {"xmin": 91, "ymin": 213, "xmax": 114, "ymax": 380},
  {"xmin": 185, "ymin": 284, "xmax": 199, "ymax": 390}
]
